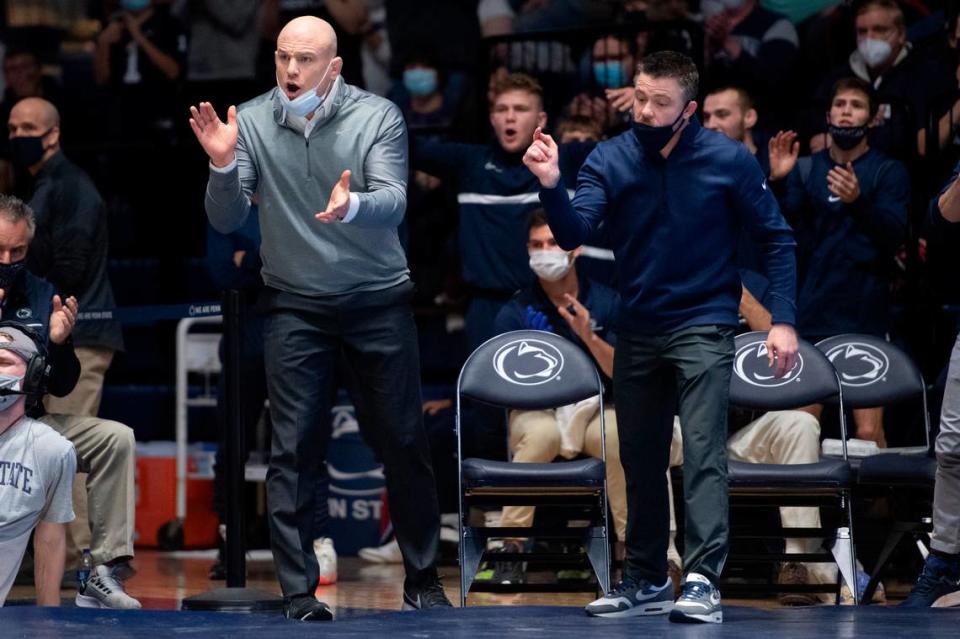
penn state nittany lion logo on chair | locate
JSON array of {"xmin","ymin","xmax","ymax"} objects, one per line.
[{"xmin": 492, "ymin": 338, "xmax": 565, "ymax": 386}]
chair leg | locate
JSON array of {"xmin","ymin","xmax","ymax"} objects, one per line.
[
  {"xmin": 584, "ymin": 526, "xmax": 610, "ymax": 594},
  {"xmin": 460, "ymin": 527, "xmax": 486, "ymax": 606},
  {"xmin": 864, "ymin": 529, "xmax": 906, "ymax": 605},
  {"xmin": 831, "ymin": 494, "xmax": 859, "ymax": 605}
]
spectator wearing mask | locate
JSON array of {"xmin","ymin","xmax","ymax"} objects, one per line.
[
  {"xmin": 0, "ymin": 48, "xmax": 63, "ymax": 194},
  {"xmin": 388, "ymin": 52, "xmax": 471, "ymax": 134},
  {"xmin": 487, "ymin": 209, "xmax": 624, "ymax": 584},
  {"xmin": 769, "ymin": 77, "xmax": 909, "ymax": 448},
  {"xmin": 0, "ymin": 194, "xmax": 139, "ymax": 609},
  {"xmin": 413, "ymin": 72, "xmax": 592, "ymax": 352},
  {"xmin": 8, "ymin": 98, "xmax": 123, "ymax": 419},
  {"xmin": 810, "ymin": 0, "xmax": 936, "ymax": 157},
  {"xmin": 0, "ymin": 322, "xmax": 76, "ymax": 608}
]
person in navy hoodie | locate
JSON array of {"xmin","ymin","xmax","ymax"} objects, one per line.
[
  {"xmin": 767, "ymin": 76, "xmax": 909, "ymax": 448},
  {"xmin": 524, "ymin": 51, "xmax": 798, "ymax": 624},
  {"xmin": 413, "ymin": 72, "xmax": 592, "ymax": 351}
]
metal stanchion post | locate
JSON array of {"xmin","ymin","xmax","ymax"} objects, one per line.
[{"xmin": 181, "ymin": 290, "xmax": 283, "ymax": 612}]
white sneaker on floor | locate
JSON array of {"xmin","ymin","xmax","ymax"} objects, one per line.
[
  {"xmin": 314, "ymin": 537, "xmax": 338, "ymax": 586},
  {"xmin": 75, "ymin": 565, "xmax": 142, "ymax": 609},
  {"xmin": 358, "ymin": 538, "xmax": 402, "ymax": 564}
]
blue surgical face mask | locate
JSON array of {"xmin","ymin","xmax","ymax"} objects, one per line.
[
  {"xmin": 593, "ymin": 60, "xmax": 626, "ymax": 89},
  {"xmin": 403, "ymin": 68, "xmax": 438, "ymax": 97},
  {"xmin": 121, "ymin": 0, "xmax": 151, "ymax": 11},
  {"xmin": 276, "ymin": 61, "xmax": 333, "ymax": 118},
  {"xmin": 632, "ymin": 101, "xmax": 690, "ymax": 154}
]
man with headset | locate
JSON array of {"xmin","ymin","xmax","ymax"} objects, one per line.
[
  {"xmin": 0, "ymin": 194, "xmax": 139, "ymax": 609},
  {"xmin": 0, "ymin": 321, "xmax": 76, "ymax": 606}
]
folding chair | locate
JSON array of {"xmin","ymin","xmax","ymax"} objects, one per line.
[
  {"xmin": 456, "ymin": 330, "xmax": 610, "ymax": 606},
  {"xmin": 816, "ymin": 334, "xmax": 937, "ymax": 604},
  {"xmin": 724, "ymin": 331, "xmax": 859, "ymax": 604}
]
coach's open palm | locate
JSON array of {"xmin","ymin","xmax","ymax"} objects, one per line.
[{"xmin": 189, "ymin": 102, "xmax": 238, "ymax": 168}]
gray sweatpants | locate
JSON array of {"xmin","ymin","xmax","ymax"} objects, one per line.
[{"xmin": 933, "ymin": 335, "xmax": 960, "ymax": 554}]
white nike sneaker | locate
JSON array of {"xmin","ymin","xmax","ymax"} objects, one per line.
[
  {"xmin": 358, "ymin": 538, "xmax": 403, "ymax": 564},
  {"xmin": 314, "ymin": 537, "xmax": 338, "ymax": 586},
  {"xmin": 75, "ymin": 565, "xmax": 142, "ymax": 609}
]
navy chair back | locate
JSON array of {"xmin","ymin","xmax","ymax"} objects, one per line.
[{"xmin": 457, "ymin": 330, "xmax": 604, "ymax": 410}]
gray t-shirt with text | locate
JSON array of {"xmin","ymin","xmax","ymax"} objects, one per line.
[{"xmin": 0, "ymin": 416, "xmax": 75, "ymax": 605}]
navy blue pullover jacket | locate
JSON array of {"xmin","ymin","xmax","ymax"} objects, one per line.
[
  {"xmin": 774, "ymin": 148, "xmax": 908, "ymax": 338},
  {"xmin": 414, "ymin": 138, "xmax": 591, "ymax": 294},
  {"xmin": 540, "ymin": 118, "xmax": 796, "ymax": 334}
]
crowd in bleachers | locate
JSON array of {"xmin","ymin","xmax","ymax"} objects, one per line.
[{"xmin": 0, "ymin": 1, "xmax": 956, "ymax": 381}]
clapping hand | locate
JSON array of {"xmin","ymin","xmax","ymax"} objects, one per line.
[{"xmin": 49, "ymin": 295, "xmax": 79, "ymax": 345}]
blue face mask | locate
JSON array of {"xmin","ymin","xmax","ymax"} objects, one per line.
[
  {"xmin": 593, "ymin": 60, "xmax": 626, "ymax": 89},
  {"xmin": 403, "ymin": 68, "xmax": 438, "ymax": 97},
  {"xmin": 121, "ymin": 0, "xmax": 150, "ymax": 11},
  {"xmin": 276, "ymin": 61, "xmax": 333, "ymax": 118}
]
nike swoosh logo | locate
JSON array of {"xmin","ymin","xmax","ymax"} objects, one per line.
[
  {"xmin": 484, "ymin": 161, "xmax": 502, "ymax": 173},
  {"xmin": 761, "ymin": 180, "xmax": 768, "ymax": 191},
  {"xmin": 828, "ymin": 195, "xmax": 841, "ymax": 203}
]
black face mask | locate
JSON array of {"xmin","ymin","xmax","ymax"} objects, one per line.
[
  {"xmin": 828, "ymin": 124, "xmax": 868, "ymax": 150},
  {"xmin": 0, "ymin": 260, "xmax": 25, "ymax": 291},
  {"xmin": 632, "ymin": 103, "xmax": 690, "ymax": 154},
  {"xmin": 9, "ymin": 129, "xmax": 51, "ymax": 168}
]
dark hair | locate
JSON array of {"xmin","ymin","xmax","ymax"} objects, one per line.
[
  {"xmin": 635, "ymin": 51, "xmax": 699, "ymax": 103},
  {"xmin": 490, "ymin": 72, "xmax": 544, "ymax": 110},
  {"xmin": 556, "ymin": 115, "xmax": 603, "ymax": 141},
  {"xmin": 830, "ymin": 76, "xmax": 878, "ymax": 118},
  {"xmin": 706, "ymin": 85, "xmax": 754, "ymax": 113},
  {"xmin": 856, "ymin": 0, "xmax": 905, "ymax": 31},
  {"xmin": 528, "ymin": 208, "xmax": 549, "ymax": 231},
  {"xmin": 0, "ymin": 194, "xmax": 36, "ymax": 239}
]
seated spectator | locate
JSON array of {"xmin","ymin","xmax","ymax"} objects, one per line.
[
  {"xmin": 0, "ymin": 194, "xmax": 140, "ymax": 609},
  {"xmin": 556, "ymin": 115, "xmax": 602, "ymax": 144},
  {"xmin": 413, "ymin": 72, "xmax": 591, "ymax": 351},
  {"xmin": 388, "ymin": 51, "xmax": 472, "ymax": 133},
  {"xmin": 809, "ymin": 0, "xmax": 943, "ymax": 158},
  {"xmin": 769, "ymin": 77, "xmax": 909, "ymax": 447},
  {"xmin": 702, "ymin": 0, "xmax": 799, "ymax": 119},
  {"xmin": 0, "ymin": 47, "xmax": 63, "ymax": 194},
  {"xmin": 703, "ymin": 85, "xmax": 769, "ymax": 174},
  {"xmin": 488, "ymin": 209, "xmax": 624, "ymax": 584},
  {"xmin": 569, "ymin": 33, "xmax": 640, "ymax": 135},
  {"xmin": 0, "ymin": 321, "xmax": 76, "ymax": 607},
  {"xmin": 93, "ymin": 0, "xmax": 187, "ymax": 136}
]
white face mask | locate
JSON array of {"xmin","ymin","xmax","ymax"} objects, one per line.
[
  {"xmin": 276, "ymin": 61, "xmax": 333, "ymax": 118},
  {"xmin": 0, "ymin": 374, "xmax": 23, "ymax": 411},
  {"xmin": 529, "ymin": 250, "xmax": 573, "ymax": 282},
  {"xmin": 858, "ymin": 38, "xmax": 893, "ymax": 69}
]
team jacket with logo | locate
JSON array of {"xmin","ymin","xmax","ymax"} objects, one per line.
[
  {"xmin": 540, "ymin": 118, "xmax": 796, "ymax": 335},
  {"xmin": 773, "ymin": 147, "xmax": 908, "ymax": 338},
  {"xmin": 413, "ymin": 138, "xmax": 591, "ymax": 294}
]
